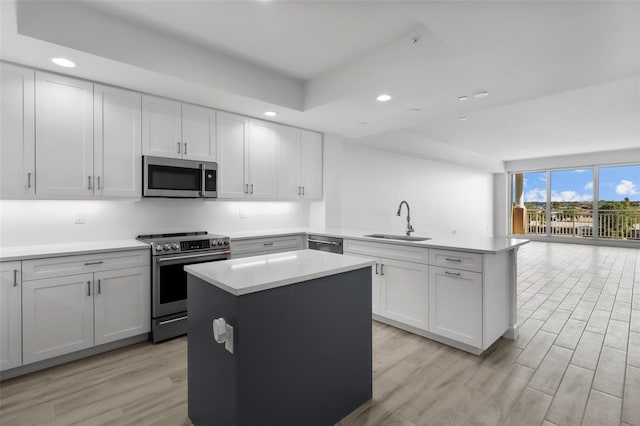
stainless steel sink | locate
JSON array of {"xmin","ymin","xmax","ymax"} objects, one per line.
[{"xmin": 364, "ymin": 234, "xmax": 431, "ymax": 242}]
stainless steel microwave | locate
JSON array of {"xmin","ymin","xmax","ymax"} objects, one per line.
[{"xmin": 143, "ymin": 156, "xmax": 217, "ymax": 198}]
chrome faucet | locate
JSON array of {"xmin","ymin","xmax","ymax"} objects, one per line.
[{"xmin": 396, "ymin": 201, "xmax": 415, "ymax": 236}]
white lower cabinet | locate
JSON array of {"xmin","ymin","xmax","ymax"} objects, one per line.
[
  {"xmin": 0, "ymin": 262, "xmax": 22, "ymax": 371},
  {"xmin": 21, "ymin": 249, "xmax": 150, "ymax": 366},
  {"xmin": 94, "ymin": 267, "xmax": 150, "ymax": 346},
  {"xmin": 429, "ymin": 266, "xmax": 482, "ymax": 347},
  {"xmin": 23, "ymin": 273, "xmax": 95, "ymax": 364},
  {"xmin": 230, "ymin": 235, "xmax": 305, "ymax": 259},
  {"xmin": 380, "ymin": 259, "xmax": 429, "ymax": 330}
]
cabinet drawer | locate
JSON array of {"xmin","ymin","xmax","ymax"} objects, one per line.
[
  {"xmin": 429, "ymin": 249, "xmax": 482, "ymax": 273},
  {"xmin": 343, "ymin": 239, "xmax": 429, "ymax": 264},
  {"xmin": 230, "ymin": 235, "xmax": 304, "ymax": 256},
  {"xmin": 22, "ymin": 249, "xmax": 149, "ymax": 281}
]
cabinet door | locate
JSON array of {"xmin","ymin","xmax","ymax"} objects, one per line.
[
  {"xmin": 23, "ymin": 273, "xmax": 94, "ymax": 364},
  {"xmin": 0, "ymin": 262, "xmax": 22, "ymax": 371},
  {"xmin": 300, "ymin": 130, "xmax": 323, "ymax": 200},
  {"xmin": 429, "ymin": 266, "xmax": 482, "ymax": 347},
  {"xmin": 277, "ymin": 125, "xmax": 301, "ymax": 199},
  {"xmin": 94, "ymin": 267, "xmax": 150, "ymax": 345},
  {"xmin": 182, "ymin": 104, "xmax": 216, "ymax": 162},
  {"xmin": 94, "ymin": 85, "xmax": 142, "ymax": 198},
  {"xmin": 142, "ymin": 95, "xmax": 182, "ymax": 158},
  {"xmin": 380, "ymin": 258, "xmax": 429, "ymax": 330},
  {"xmin": 35, "ymin": 72, "xmax": 93, "ymax": 197},
  {"xmin": 217, "ymin": 112, "xmax": 248, "ymax": 199},
  {"xmin": 344, "ymin": 252, "xmax": 380, "ymax": 315},
  {"xmin": 248, "ymin": 120, "xmax": 278, "ymax": 198},
  {"xmin": 0, "ymin": 64, "xmax": 35, "ymax": 198}
]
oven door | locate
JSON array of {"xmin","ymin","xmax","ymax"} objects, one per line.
[{"xmin": 152, "ymin": 250, "xmax": 229, "ymax": 318}]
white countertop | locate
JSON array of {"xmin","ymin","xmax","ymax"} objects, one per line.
[
  {"xmin": 0, "ymin": 239, "xmax": 149, "ymax": 261},
  {"xmin": 225, "ymin": 227, "xmax": 529, "ymax": 254},
  {"xmin": 185, "ymin": 249, "xmax": 375, "ymax": 296}
]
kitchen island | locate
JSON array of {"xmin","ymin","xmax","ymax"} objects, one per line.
[{"xmin": 185, "ymin": 249, "xmax": 375, "ymax": 426}]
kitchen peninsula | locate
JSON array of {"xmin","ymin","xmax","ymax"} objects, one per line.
[{"xmin": 185, "ymin": 249, "xmax": 375, "ymax": 426}]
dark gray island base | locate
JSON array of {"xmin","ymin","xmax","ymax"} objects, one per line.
[{"xmin": 187, "ymin": 267, "xmax": 372, "ymax": 426}]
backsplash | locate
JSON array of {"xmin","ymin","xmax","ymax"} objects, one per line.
[{"xmin": 0, "ymin": 199, "xmax": 309, "ymax": 246}]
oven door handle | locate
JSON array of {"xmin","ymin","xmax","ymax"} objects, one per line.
[{"xmin": 156, "ymin": 251, "xmax": 229, "ymax": 263}]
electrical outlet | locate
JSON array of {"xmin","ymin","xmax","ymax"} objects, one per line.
[
  {"xmin": 451, "ymin": 228, "xmax": 457, "ymax": 236},
  {"xmin": 74, "ymin": 212, "xmax": 86, "ymax": 224},
  {"xmin": 238, "ymin": 208, "xmax": 246, "ymax": 219}
]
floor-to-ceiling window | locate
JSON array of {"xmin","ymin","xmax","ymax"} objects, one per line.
[
  {"xmin": 597, "ymin": 164, "xmax": 640, "ymax": 240},
  {"xmin": 510, "ymin": 163, "xmax": 639, "ymax": 242}
]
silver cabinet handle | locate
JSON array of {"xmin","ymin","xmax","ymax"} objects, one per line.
[
  {"xmin": 245, "ymin": 184, "xmax": 249, "ymax": 194},
  {"xmin": 84, "ymin": 261, "xmax": 104, "ymax": 266},
  {"xmin": 177, "ymin": 142, "xmax": 181, "ymax": 154},
  {"xmin": 298, "ymin": 186, "xmax": 301, "ymax": 195},
  {"xmin": 97, "ymin": 176, "xmax": 101, "ymax": 190},
  {"xmin": 13, "ymin": 269, "xmax": 18, "ymax": 286},
  {"xmin": 97, "ymin": 279, "xmax": 101, "ymax": 294},
  {"xmin": 445, "ymin": 271, "xmax": 462, "ymax": 276},
  {"xmin": 375, "ymin": 263, "xmax": 379, "ymax": 275},
  {"xmin": 27, "ymin": 172, "xmax": 32, "ymax": 188},
  {"xmin": 88, "ymin": 176, "xmax": 92, "ymax": 190},
  {"xmin": 87, "ymin": 280, "xmax": 91, "ymax": 296},
  {"xmin": 263, "ymin": 242, "xmax": 274, "ymax": 246},
  {"xmin": 184, "ymin": 142, "xmax": 188, "ymax": 155},
  {"xmin": 445, "ymin": 258, "xmax": 462, "ymax": 262},
  {"xmin": 302, "ymin": 186, "xmax": 305, "ymax": 196},
  {"xmin": 250, "ymin": 184, "xmax": 254, "ymax": 194},
  {"xmin": 381, "ymin": 264, "xmax": 385, "ymax": 276}
]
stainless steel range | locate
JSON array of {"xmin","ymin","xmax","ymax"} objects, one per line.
[{"xmin": 137, "ymin": 231, "xmax": 230, "ymax": 342}]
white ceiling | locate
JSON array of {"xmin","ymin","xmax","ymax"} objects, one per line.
[{"xmin": 2, "ymin": 0, "xmax": 639, "ymax": 171}]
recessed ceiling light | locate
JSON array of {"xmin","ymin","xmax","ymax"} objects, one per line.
[
  {"xmin": 376, "ymin": 94, "xmax": 392, "ymax": 102},
  {"xmin": 458, "ymin": 116, "xmax": 469, "ymax": 121},
  {"xmin": 408, "ymin": 108, "xmax": 421, "ymax": 113},
  {"xmin": 525, "ymin": 146, "xmax": 533, "ymax": 150},
  {"xmin": 50, "ymin": 57, "xmax": 76, "ymax": 68},
  {"xmin": 458, "ymin": 96, "xmax": 468, "ymax": 101},
  {"xmin": 473, "ymin": 91, "xmax": 489, "ymax": 98},
  {"xmin": 264, "ymin": 111, "xmax": 277, "ymax": 117},
  {"xmin": 359, "ymin": 121, "xmax": 368, "ymax": 125}
]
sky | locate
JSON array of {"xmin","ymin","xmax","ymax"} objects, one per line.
[{"xmin": 518, "ymin": 164, "xmax": 640, "ymax": 202}]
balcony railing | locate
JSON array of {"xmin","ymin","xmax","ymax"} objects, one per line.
[{"xmin": 524, "ymin": 209, "xmax": 640, "ymax": 240}]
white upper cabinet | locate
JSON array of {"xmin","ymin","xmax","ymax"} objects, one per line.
[
  {"xmin": 300, "ymin": 130, "xmax": 323, "ymax": 200},
  {"xmin": 142, "ymin": 95, "xmax": 182, "ymax": 159},
  {"xmin": 0, "ymin": 261, "xmax": 22, "ymax": 371},
  {"xmin": 142, "ymin": 95, "xmax": 216, "ymax": 162},
  {"xmin": 277, "ymin": 125, "xmax": 301, "ymax": 198},
  {"xmin": 248, "ymin": 119, "xmax": 278, "ymax": 199},
  {"xmin": 0, "ymin": 63, "xmax": 35, "ymax": 199},
  {"xmin": 35, "ymin": 72, "xmax": 94, "ymax": 198},
  {"xmin": 182, "ymin": 104, "xmax": 216, "ymax": 162},
  {"xmin": 94, "ymin": 85, "xmax": 142, "ymax": 198},
  {"xmin": 217, "ymin": 111, "xmax": 248, "ymax": 199},
  {"xmin": 276, "ymin": 126, "xmax": 323, "ymax": 200}
]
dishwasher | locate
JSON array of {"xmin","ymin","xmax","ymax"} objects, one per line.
[{"xmin": 307, "ymin": 234, "xmax": 343, "ymax": 254}]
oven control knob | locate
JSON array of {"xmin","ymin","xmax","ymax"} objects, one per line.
[
  {"xmin": 164, "ymin": 244, "xmax": 171, "ymax": 251},
  {"xmin": 172, "ymin": 243, "xmax": 180, "ymax": 250},
  {"xmin": 217, "ymin": 240, "xmax": 224, "ymax": 246},
  {"xmin": 155, "ymin": 245, "xmax": 164, "ymax": 252}
]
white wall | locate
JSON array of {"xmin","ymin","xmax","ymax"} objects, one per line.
[
  {"xmin": 339, "ymin": 144, "xmax": 495, "ymax": 238},
  {"xmin": 0, "ymin": 199, "xmax": 309, "ymax": 246}
]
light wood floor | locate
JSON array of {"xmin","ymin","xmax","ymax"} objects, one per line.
[{"xmin": 1, "ymin": 242, "xmax": 639, "ymax": 426}]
